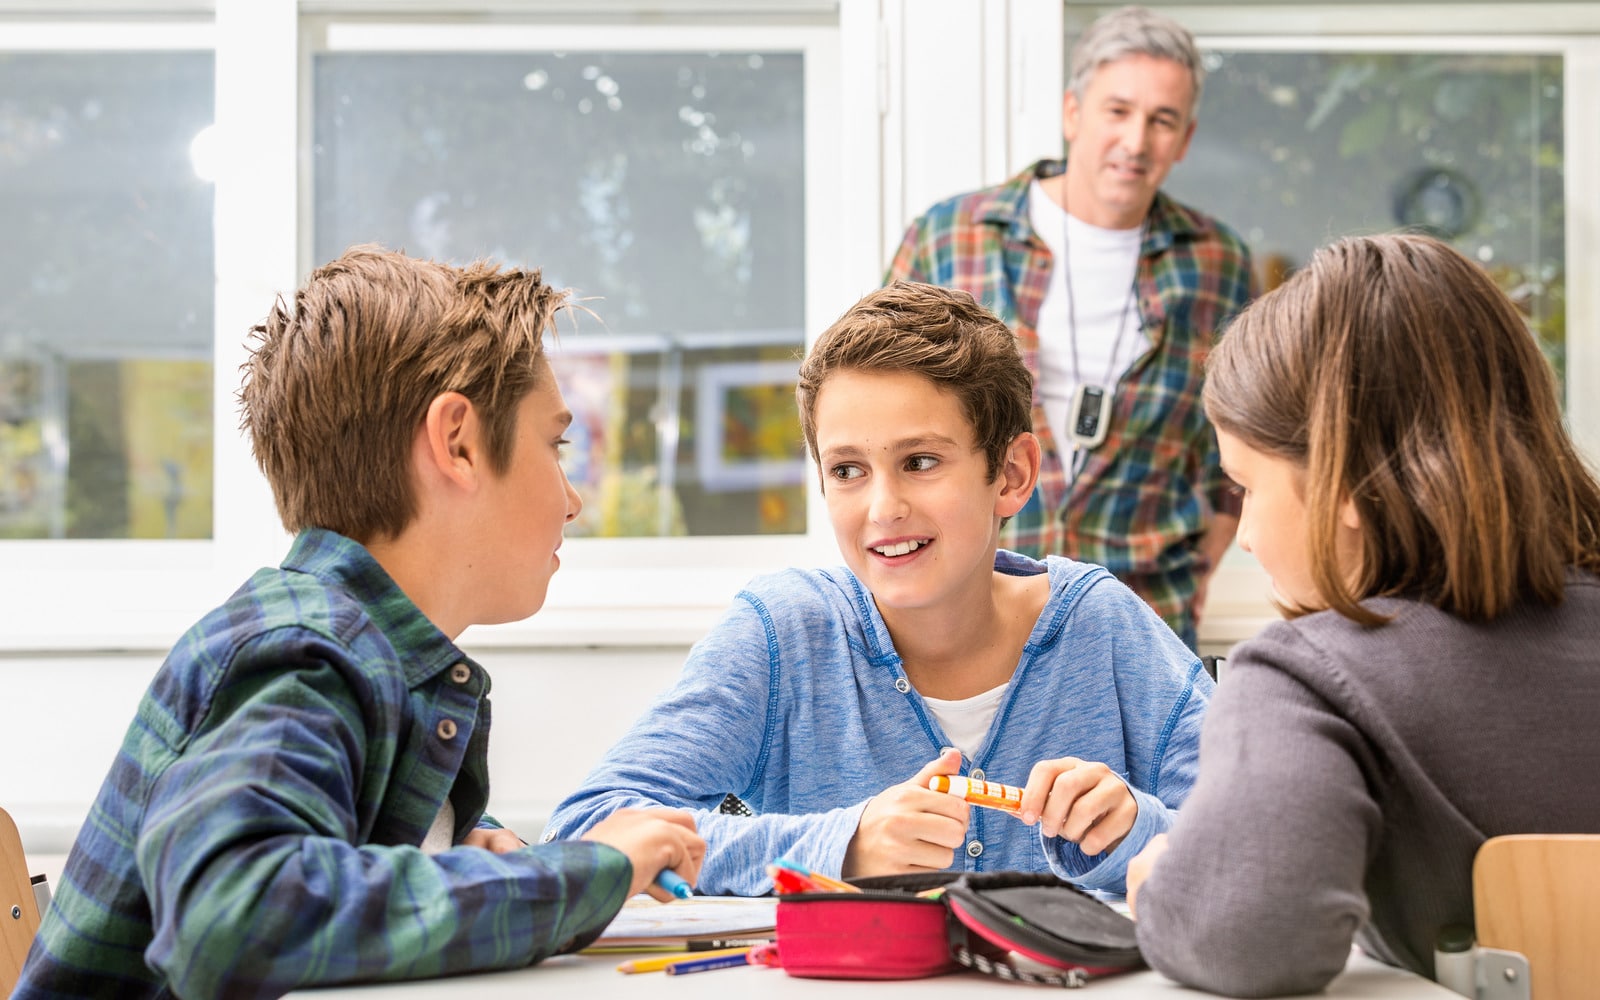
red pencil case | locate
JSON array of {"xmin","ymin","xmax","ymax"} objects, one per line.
[
  {"xmin": 775, "ymin": 873, "xmax": 959, "ymax": 980},
  {"xmin": 775, "ymin": 871, "xmax": 1143, "ymax": 986}
]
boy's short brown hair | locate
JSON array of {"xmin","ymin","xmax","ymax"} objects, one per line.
[
  {"xmin": 796, "ymin": 280, "xmax": 1032, "ymax": 483},
  {"xmin": 239, "ymin": 244, "xmax": 569, "ymax": 542}
]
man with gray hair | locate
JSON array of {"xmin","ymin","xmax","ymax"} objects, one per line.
[{"xmin": 886, "ymin": 5, "xmax": 1253, "ymax": 651}]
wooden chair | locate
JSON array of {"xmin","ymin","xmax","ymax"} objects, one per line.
[
  {"xmin": 2, "ymin": 805, "xmax": 44, "ymax": 994},
  {"xmin": 1473, "ymin": 834, "xmax": 1600, "ymax": 1000}
]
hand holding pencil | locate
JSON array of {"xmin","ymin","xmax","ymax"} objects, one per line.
[
  {"xmin": 1017, "ymin": 756, "xmax": 1138, "ymax": 856},
  {"xmin": 580, "ymin": 806, "xmax": 705, "ymax": 901},
  {"xmin": 925, "ymin": 758, "xmax": 1138, "ymax": 855},
  {"xmin": 841, "ymin": 749, "xmax": 969, "ymax": 878}
]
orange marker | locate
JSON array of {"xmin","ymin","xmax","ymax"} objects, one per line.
[{"xmin": 928, "ymin": 774, "xmax": 1023, "ymax": 814}]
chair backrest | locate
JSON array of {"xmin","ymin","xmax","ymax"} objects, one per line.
[
  {"xmin": 1, "ymin": 806, "xmax": 44, "ymax": 995},
  {"xmin": 1473, "ymin": 834, "xmax": 1600, "ymax": 1000}
]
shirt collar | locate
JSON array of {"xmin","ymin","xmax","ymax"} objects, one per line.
[{"xmin": 280, "ymin": 527, "xmax": 474, "ymax": 690}]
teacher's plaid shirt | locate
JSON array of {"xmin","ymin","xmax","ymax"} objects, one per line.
[
  {"xmin": 887, "ymin": 160, "xmax": 1254, "ymax": 644},
  {"xmin": 16, "ymin": 529, "xmax": 631, "ymax": 1000}
]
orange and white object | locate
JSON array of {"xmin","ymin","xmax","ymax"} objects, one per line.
[{"xmin": 927, "ymin": 775, "xmax": 1023, "ymax": 814}]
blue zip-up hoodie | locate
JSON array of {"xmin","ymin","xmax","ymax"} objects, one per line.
[{"xmin": 544, "ymin": 551, "xmax": 1211, "ymax": 895}]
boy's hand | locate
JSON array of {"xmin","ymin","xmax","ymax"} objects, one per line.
[
  {"xmin": 1126, "ymin": 833, "xmax": 1168, "ymax": 919},
  {"xmin": 843, "ymin": 749, "xmax": 968, "ymax": 878},
  {"xmin": 462, "ymin": 827, "xmax": 527, "ymax": 854},
  {"xmin": 1018, "ymin": 756, "xmax": 1137, "ymax": 857},
  {"xmin": 581, "ymin": 807, "xmax": 705, "ymax": 900}
]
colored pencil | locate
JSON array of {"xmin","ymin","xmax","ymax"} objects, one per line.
[
  {"xmin": 616, "ymin": 946, "xmax": 752, "ymax": 974},
  {"xmin": 664, "ymin": 950, "xmax": 757, "ymax": 975}
]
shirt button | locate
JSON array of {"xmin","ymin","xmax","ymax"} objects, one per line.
[
  {"xmin": 894, "ymin": 678, "xmax": 911, "ymax": 694},
  {"xmin": 436, "ymin": 719, "xmax": 458, "ymax": 741},
  {"xmin": 541, "ymin": 829, "xmax": 558, "ymax": 844},
  {"xmin": 450, "ymin": 662, "xmax": 471, "ymax": 684},
  {"xmin": 971, "ymin": 768, "xmax": 986, "ymax": 782},
  {"xmin": 967, "ymin": 840, "xmax": 984, "ymax": 858}
]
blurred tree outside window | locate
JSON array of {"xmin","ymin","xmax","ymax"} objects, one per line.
[
  {"xmin": 313, "ymin": 49, "xmax": 807, "ymax": 538},
  {"xmin": 0, "ymin": 51, "xmax": 214, "ymax": 540},
  {"xmin": 1167, "ymin": 49, "xmax": 1565, "ymax": 387}
]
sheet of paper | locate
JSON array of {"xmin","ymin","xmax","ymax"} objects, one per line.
[{"xmin": 594, "ymin": 894, "xmax": 778, "ymax": 948}]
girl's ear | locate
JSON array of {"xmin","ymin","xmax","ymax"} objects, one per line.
[
  {"xmin": 1338, "ymin": 493, "xmax": 1362, "ymax": 531},
  {"xmin": 995, "ymin": 432, "xmax": 1043, "ymax": 518}
]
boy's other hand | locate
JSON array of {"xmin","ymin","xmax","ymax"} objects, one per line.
[
  {"xmin": 843, "ymin": 749, "xmax": 968, "ymax": 878},
  {"xmin": 581, "ymin": 807, "xmax": 705, "ymax": 900},
  {"xmin": 1018, "ymin": 756, "xmax": 1137, "ymax": 856},
  {"xmin": 462, "ymin": 827, "xmax": 528, "ymax": 853}
]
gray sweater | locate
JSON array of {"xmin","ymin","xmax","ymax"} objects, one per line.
[{"xmin": 1135, "ymin": 571, "xmax": 1600, "ymax": 996}]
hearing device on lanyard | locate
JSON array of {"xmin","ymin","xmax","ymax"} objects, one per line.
[{"xmin": 1070, "ymin": 383, "xmax": 1112, "ymax": 450}]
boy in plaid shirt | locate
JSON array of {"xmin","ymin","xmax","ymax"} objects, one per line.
[{"xmin": 17, "ymin": 247, "xmax": 703, "ymax": 999}]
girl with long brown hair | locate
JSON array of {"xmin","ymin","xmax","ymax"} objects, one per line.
[{"xmin": 1126, "ymin": 233, "xmax": 1600, "ymax": 995}]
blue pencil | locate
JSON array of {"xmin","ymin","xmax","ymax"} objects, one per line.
[
  {"xmin": 654, "ymin": 869, "xmax": 693, "ymax": 899},
  {"xmin": 664, "ymin": 950, "xmax": 753, "ymax": 975}
]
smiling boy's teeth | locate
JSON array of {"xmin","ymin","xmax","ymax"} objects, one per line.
[{"xmin": 874, "ymin": 539, "xmax": 923, "ymax": 557}]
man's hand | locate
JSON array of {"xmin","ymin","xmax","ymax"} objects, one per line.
[
  {"xmin": 1126, "ymin": 833, "xmax": 1169, "ymax": 919},
  {"xmin": 843, "ymin": 749, "xmax": 969, "ymax": 878},
  {"xmin": 1017, "ymin": 756, "xmax": 1138, "ymax": 856},
  {"xmin": 582, "ymin": 807, "xmax": 706, "ymax": 900},
  {"xmin": 462, "ymin": 826, "xmax": 526, "ymax": 854}
]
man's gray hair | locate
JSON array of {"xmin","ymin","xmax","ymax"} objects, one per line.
[{"xmin": 1068, "ymin": 5, "xmax": 1204, "ymax": 117}]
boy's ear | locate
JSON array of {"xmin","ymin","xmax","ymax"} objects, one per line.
[
  {"xmin": 994, "ymin": 431, "xmax": 1042, "ymax": 518},
  {"xmin": 419, "ymin": 391, "xmax": 483, "ymax": 492}
]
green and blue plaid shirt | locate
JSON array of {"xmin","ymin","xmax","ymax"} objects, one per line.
[
  {"xmin": 17, "ymin": 529, "xmax": 630, "ymax": 999},
  {"xmin": 887, "ymin": 160, "xmax": 1254, "ymax": 644}
]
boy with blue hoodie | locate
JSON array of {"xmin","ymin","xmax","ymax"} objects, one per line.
[{"xmin": 547, "ymin": 281, "xmax": 1210, "ymax": 895}]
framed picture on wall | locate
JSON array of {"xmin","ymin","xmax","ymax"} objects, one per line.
[{"xmin": 694, "ymin": 359, "xmax": 807, "ymax": 494}]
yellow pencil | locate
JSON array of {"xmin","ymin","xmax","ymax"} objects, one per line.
[{"xmin": 616, "ymin": 946, "xmax": 753, "ymax": 974}]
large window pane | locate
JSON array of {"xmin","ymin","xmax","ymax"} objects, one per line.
[
  {"xmin": 1168, "ymin": 45, "xmax": 1564, "ymax": 585},
  {"xmin": 1169, "ymin": 49, "xmax": 1565, "ymax": 384},
  {"xmin": 0, "ymin": 51, "xmax": 214, "ymax": 540},
  {"xmin": 313, "ymin": 49, "xmax": 807, "ymax": 538}
]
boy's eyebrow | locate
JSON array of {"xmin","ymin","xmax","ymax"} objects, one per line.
[{"xmin": 818, "ymin": 434, "xmax": 962, "ymax": 459}]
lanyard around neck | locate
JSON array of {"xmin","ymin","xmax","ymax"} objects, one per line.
[
  {"xmin": 1061, "ymin": 204, "xmax": 1145, "ymax": 393},
  {"xmin": 1057, "ymin": 180, "xmax": 1147, "ymax": 458}
]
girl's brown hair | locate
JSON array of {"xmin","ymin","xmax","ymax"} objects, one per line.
[
  {"xmin": 239, "ymin": 245, "xmax": 568, "ymax": 542},
  {"xmin": 1205, "ymin": 233, "xmax": 1600, "ymax": 624}
]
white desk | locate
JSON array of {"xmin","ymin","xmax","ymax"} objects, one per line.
[{"xmin": 294, "ymin": 948, "xmax": 1459, "ymax": 998}]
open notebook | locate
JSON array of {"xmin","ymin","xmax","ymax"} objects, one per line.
[{"xmin": 589, "ymin": 895, "xmax": 778, "ymax": 952}]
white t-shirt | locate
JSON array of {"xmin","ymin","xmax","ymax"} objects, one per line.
[
  {"xmin": 1028, "ymin": 179, "xmax": 1147, "ymax": 469},
  {"xmin": 421, "ymin": 798, "xmax": 455, "ymax": 855},
  {"xmin": 920, "ymin": 682, "xmax": 1009, "ymax": 760}
]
